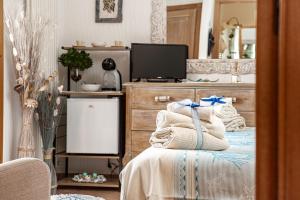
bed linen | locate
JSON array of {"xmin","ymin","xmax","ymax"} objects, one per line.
[{"xmin": 120, "ymin": 128, "xmax": 255, "ymax": 200}]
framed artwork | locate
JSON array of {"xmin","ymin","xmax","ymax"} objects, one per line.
[{"xmin": 95, "ymin": 0, "xmax": 123, "ymax": 23}]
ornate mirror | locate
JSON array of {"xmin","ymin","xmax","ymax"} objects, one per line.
[{"xmin": 151, "ymin": 0, "xmax": 257, "ymax": 60}]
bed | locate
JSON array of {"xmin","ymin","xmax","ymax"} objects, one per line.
[{"xmin": 120, "ymin": 128, "xmax": 255, "ymax": 200}]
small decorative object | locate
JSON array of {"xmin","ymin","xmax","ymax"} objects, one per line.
[
  {"xmin": 231, "ymin": 62, "xmax": 241, "ymax": 83},
  {"xmin": 188, "ymin": 78, "xmax": 219, "ymax": 83},
  {"xmin": 243, "ymin": 43, "xmax": 256, "ymax": 59},
  {"xmin": 72, "ymin": 173, "xmax": 107, "ymax": 184},
  {"xmin": 91, "ymin": 42, "xmax": 107, "ymax": 47},
  {"xmin": 5, "ymin": 11, "xmax": 53, "ymax": 158},
  {"xmin": 95, "ymin": 0, "xmax": 123, "ymax": 23},
  {"xmin": 75, "ymin": 40, "xmax": 85, "ymax": 47},
  {"xmin": 220, "ymin": 17, "xmax": 241, "ymax": 59},
  {"xmin": 81, "ymin": 83, "xmax": 102, "ymax": 92},
  {"xmin": 58, "ymin": 48, "xmax": 93, "ymax": 91},
  {"xmin": 36, "ymin": 83, "xmax": 64, "ymax": 194},
  {"xmin": 51, "ymin": 194, "xmax": 105, "ymax": 200},
  {"xmin": 113, "ymin": 40, "xmax": 123, "ymax": 47}
]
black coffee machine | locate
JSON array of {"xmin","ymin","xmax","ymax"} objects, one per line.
[{"xmin": 102, "ymin": 58, "xmax": 122, "ymax": 91}]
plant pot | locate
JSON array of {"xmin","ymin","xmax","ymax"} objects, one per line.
[
  {"xmin": 71, "ymin": 69, "xmax": 82, "ymax": 82},
  {"xmin": 18, "ymin": 107, "xmax": 35, "ymax": 158},
  {"xmin": 43, "ymin": 148, "xmax": 57, "ymax": 194},
  {"xmin": 71, "ymin": 69, "xmax": 82, "ymax": 91}
]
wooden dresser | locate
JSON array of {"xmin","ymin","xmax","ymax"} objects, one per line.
[{"xmin": 123, "ymin": 82, "xmax": 256, "ymax": 164}]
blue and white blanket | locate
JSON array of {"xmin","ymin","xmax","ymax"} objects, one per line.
[{"xmin": 120, "ymin": 128, "xmax": 255, "ymax": 200}]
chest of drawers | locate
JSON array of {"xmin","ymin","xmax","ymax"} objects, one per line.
[{"xmin": 123, "ymin": 82, "xmax": 256, "ymax": 164}]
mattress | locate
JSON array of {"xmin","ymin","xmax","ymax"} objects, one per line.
[{"xmin": 120, "ymin": 128, "xmax": 255, "ymax": 200}]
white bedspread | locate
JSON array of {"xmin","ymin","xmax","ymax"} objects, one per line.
[{"xmin": 120, "ymin": 128, "xmax": 255, "ymax": 200}]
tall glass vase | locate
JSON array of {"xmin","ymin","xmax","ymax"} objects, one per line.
[
  {"xmin": 18, "ymin": 107, "xmax": 35, "ymax": 158},
  {"xmin": 43, "ymin": 148, "xmax": 57, "ymax": 194}
]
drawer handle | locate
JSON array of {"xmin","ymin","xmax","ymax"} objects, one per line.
[
  {"xmin": 154, "ymin": 96, "xmax": 171, "ymax": 102},
  {"xmin": 88, "ymin": 105, "xmax": 94, "ymax": 108}
]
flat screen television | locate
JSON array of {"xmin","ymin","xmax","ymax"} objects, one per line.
[{"xmin": 130, "ymin": 43, "xmax": 188, "ymax": 81}]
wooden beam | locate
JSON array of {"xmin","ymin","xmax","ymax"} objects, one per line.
[
  {"xmin": 278, "ymin": 0, "xmax": 300, "ymax": 199},
  {"xmin": 256, "ymin": 0, "xmax": 279, "ymax": 199}
]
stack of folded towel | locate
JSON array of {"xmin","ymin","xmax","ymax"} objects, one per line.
[
  {"xmin": 200, "ymin": 98, "xmax": 247, "ymax": 132},
  {"xmin": 149, "ymin": 100, "xmax": 230, "ymax": 151}
]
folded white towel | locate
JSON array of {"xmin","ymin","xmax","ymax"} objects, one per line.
[
  {"xmin": 167, "ymin": 100, "xmax": 213, "ymax": 122},
  {"xmin": 214, "ymin": 104, "xmax": 246, "ymax": 131},
  {"xmin": 149, "ymin": 127, "xmax": 229, "ymax": 151},
  {"xmin": 156, "ymin": 110, "xmax": 225, "ymax": 139},
  {"xmin": 222, "ymin": 115, "xmax": 246, "ymax": 132},
  {"xmin": 201, "ymin": 116, "xmax": 226, "ymax": 139},
  {"xmin": 214, "ymin": 104, "xmax": 238, "ymax": 119}
]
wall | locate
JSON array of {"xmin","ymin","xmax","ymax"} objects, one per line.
[
  {"xmin": 58, "ymin": 0, "xmax": 152, "ymax": 47},
  {"xmin": 3, "ymin": 0, "xmax": 24, "ymax": 161}
]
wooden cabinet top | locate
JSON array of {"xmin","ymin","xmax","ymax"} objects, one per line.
[{"xmin": 123, "ymin": 82, "xmax": 255, "ymax": 89}]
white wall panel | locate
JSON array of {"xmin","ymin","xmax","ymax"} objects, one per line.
[{"xmin": 3, "ymin": 0, "xmax": 24, "ymax": 161}]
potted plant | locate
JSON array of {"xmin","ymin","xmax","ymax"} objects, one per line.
[{"xmin": 58, "ymin": 48, "xmax": 93, "ymax": 89}]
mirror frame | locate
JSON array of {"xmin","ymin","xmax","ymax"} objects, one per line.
[
  {"xmin": 187, "ymin": 59, "xmax": 256, "ymax": 74},
  {"xmin": 151, "ymin": 0, "xmax": 167, "ymax": 44}
]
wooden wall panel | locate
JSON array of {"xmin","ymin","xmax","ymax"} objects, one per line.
[
  {"xmin": 278, "ymin": 0, "xmax": 300, "ymax": 199},
  {"xmin": 257, "ymin": 0, "xmax": 300, "ymax": 199},
  {"xmin": 256, "ymin": 0, "xmax": 279, "ymax": 199}
]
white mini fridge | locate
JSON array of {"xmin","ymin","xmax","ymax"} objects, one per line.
[{"xmin": 67, "ymin": 98, "xmax": 119, "ymax": 154}]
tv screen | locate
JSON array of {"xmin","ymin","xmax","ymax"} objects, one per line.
[{"xmin": 130, "ymin": 43, "xmax": 188, "ymax": 80}]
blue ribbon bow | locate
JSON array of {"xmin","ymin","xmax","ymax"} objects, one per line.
[
  {"xmin": 184, "ymin": 102, "xmax": 200, "ymax": 108},
  {"xmin": 201, "ymin": 96, "xmax": 226, "ymax": 106}
]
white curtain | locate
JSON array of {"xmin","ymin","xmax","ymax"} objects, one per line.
[{"xmin": 26, "ymin": 0, "xmax": 59, "ymax": 159}]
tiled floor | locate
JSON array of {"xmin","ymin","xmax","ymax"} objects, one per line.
[{"xmin": 57, "ymin": 188, "xmax": 120, "ymax": 200}]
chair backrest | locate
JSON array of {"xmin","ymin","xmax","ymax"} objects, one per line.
[{"xmin": 0, "ymin": 158, "xmax": 51, "ymax": 200}]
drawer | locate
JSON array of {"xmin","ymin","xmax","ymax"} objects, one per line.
[
  {"xmin": 132, "ymin": 131, "xmax": 152, "ymax": 154},
  {"xmin": 131, "ymin": 109, "xmax": 159, "ymax": 131},
  {"xmin": 131, "ymin": 87, "xmax": 195, "ymax": 109},
  {"xmin": 196, "ymin": 89, "xmax": 255, "ymax": 112}
]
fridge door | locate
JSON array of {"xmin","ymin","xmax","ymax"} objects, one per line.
[{"xmin": 67, "ymin": 98, "xmax": 119, "ymax": 154}]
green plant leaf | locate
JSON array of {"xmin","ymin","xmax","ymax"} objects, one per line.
[{"xmin": 58, "ymin": 48, "xmax": 93, "ymax": 71}]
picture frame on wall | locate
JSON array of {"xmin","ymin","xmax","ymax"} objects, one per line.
[{"xmin": 95, "ymin": 0, "xmax": 123, "ymax": 23}]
